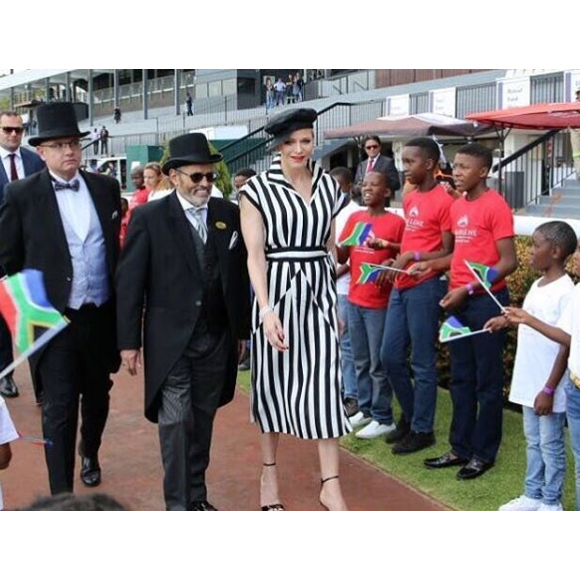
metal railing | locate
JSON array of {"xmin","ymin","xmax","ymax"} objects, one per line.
[{"xmin": 492, "ymin": 130, "xmax": 574, "ymax": 210}]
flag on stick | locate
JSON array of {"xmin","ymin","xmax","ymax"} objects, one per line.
[
  {"xmin": 439, "ymin": 316, "xmax": 491, "ymax": 343},
  {"xmin": 339, "ymin": 222, "xmax": 373, "ymax": 246},
  {"xmin": 357, "ymin": 263, "xmax": 409, "ymax": 284},
  {"xmin": 0, "ymin": 270, "xmax": 69, "ymax": 381},
  {"xmin": 464, "ymin": 260, "xmax": 506, "ymax": 313}
]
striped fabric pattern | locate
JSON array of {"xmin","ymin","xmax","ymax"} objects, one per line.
[{"xmin": 241, "ymin": 155, "xmax": 352, "ymax": 440}]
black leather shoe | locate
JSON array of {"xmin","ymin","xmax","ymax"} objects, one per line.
[
  {"xmin": 80, "ymin": 455, "xmax": 102, "ymax": 487},
  {"xmin": 0, "ymin": 376, "xmax": 19, "ymax": 398},
  {"xmin": 424, "ymin": 451, "xmax": 469, "ymax": 469},
  {"xmin": 393, "ymin": 431, "xmax": 435, "ymax": 455},
  {"xmin": 385, "ymin": 415, "xmax": 411, "ymax": 444},
  {"xmin": 190, "ymin": 500, "xmax": 217, "ymax": 511},
  {"xmin": 456, "ymin": 457, "xmax": 494, "ymax": 480}
]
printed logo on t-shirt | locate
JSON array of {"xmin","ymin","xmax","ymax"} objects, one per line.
[
  {"xmin": 454, "ymin": 214, "xmax": 477, "ymax": 244},
  {"xmin": 406, "ymin": 205, "xmax": 424, "ymax": 231},
  {"xmin": 457, "ymin": 215, "xmax": 469, "ymax": 228}
]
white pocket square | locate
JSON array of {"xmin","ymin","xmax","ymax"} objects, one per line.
[
  {"xmin": 228, "ymin": 231, "xmax": 239, "ymax": 250},
  {"xmin": 112, "ymin": 211, "xmax": 119, "ymax": 220}
]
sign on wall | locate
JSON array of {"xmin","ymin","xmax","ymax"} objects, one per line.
[
  {"xmin": 386, "ymin": 94, "xmax": 410, "ymax": 117},
  {"xmin": 430, "ymin": 87, "xmax": 456, "ymax": 117},
  {"xmin": 498, "ymin": 77, "xmax": 531, "ymax": 109}
]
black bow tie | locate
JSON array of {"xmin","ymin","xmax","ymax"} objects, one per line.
[{"xmin": 54, "ymin": 179, "xmax": 80, "ymax": 192}]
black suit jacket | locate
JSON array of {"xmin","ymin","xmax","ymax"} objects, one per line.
[
  {"xmin": 0, "ymin": 147, "xmax": 45, "ymax": 203},
  {"xmin": 116, "ymin": 192, "xmax": 251, "ymax": 423},
  {"xmin": 0, "ymin": 168, "xmax": 122, "ymax": 372},
  {"xmin": 354, "ymin": 154, "xmax": 401, "ymax": 193}
]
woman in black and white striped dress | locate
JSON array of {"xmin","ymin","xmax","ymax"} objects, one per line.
[{"xmin": 239, "ymin": 109, "xmax": 351, "ymax": 511}]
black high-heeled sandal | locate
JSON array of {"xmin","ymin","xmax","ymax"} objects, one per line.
[
  {"xmin": 319, "ymin": 475, "xmax": 340, "ymax": 511},
  {"xmin": 261, "ymin": 463, "xmax": 285, "ymax": 511}
]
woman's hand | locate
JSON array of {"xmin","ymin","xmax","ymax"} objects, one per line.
[
  {"xmin": 534, "ymin": 390, "xmax": 554, "ymax": 416},
  {"xmin": 503, "ymin": 307, "xmax": 530, "ymax": 326},
  {"xmin": 263, "ymin": 311, "xmax": 288, "ymax": 352},
  {"xmin": 484, "ymin": 316, "xmax": 509, "ymax": 333},
  {"xmin": 440, "ymin": 287, "xmax": 469, "ymax": 311},
  {"xmin": 407, "ymin": 261, "xmax": 431, "ymax": 279}
]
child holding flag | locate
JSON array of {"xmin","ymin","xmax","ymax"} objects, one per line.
[
  {"xmin": 503, "ymin": 231, "xmax": 580, "ymax": 511},
  {"xmin": 486, "ymin": 221, "xmax": 576, "ymax": 510},
  {"xmin": 337, "ymin": 172, "xmax": 404, "ymax": 438},
  {"xmin": 421, "ymin": 143, "xmax": 517, "ymax": 479},
  {"xmin": 380, "ymin": 138, "xmax": 454, "ymax": 454}
]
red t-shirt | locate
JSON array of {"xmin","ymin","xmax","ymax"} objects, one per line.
[
  {"xmin": 346, "ymin": 210, "xmax": 405, "ymax": 309},
  {"xmin": 396, "ymin": 184, "xmax": 454, "ymax": 291},
  {"xmin": 450, "ymin": 189, "xmax": 515, "ymax": 291},
  {"xmin": 129, "ymin": 188, "xmax": 150, "ymax": 210}
]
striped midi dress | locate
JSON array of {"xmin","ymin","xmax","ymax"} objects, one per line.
[{"xmin": 240, "ymin": 156, "xmax": 352, "ymax": 440}]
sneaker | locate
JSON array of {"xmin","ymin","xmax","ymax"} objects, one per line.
[
  {"xmin": 498, "ymin": 495, "xmax": 542, "ymax": 511},
  {"xmin": 385, "ymin": 416, "xmax": 411, "ymax": 444},
  {"xmin": 344, "ymin": 398, "xmax": 359, "ymax": 418},
  {"xmin": 538, "ymin": 502, "xmax": 563, "ymax": 511},
  {"xmin": 392, "ymin": 431, "xmax": 435, "ymax": 455},
  {"xmin": 356, "ymin": 420, "xmax": 396, "ymax": 440},
  {"xmin": 350, "ymin": 412, "xmax": 372, "ymax": 429}
]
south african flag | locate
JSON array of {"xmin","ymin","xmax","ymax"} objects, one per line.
[
  {"xmin": 357, "ymin": 263, "xmax": 383, "ymax": 284},
  {"xmin": 439, "ymin": 316, "xmax": 490, "ymax": 343},
  {"xmin": 0, "ymin": 270, "xmax": 68, "ymax": 379},
  {"xmin": 466, "ymin": 261, "xmax": 499, "ymax": 289},
  {"xmin": 339, "ymin": 222, "xmax": 373, "ymax": 246}
]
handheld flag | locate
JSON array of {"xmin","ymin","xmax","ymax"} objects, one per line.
[
  {"xmin": 465, "ymin": 261, "xmax": 499, "ymax": 289},
  {"xmin": 464, "ymin": 260, "xmax": 506, "ymax": 313},
  {"xmin": 339, "ymin": 222, "xmax": 373, "ymax": 246},
  {"xmin": 439, "ymin": 316, "xmax": 491, "ymax": 343},
  {"xmin": 0, "ymin": 269, "xmax": 69, "ymax": 381},
  {"xmin": 357, "ymin": 262, "xmax": 409, "ymax": 284}
]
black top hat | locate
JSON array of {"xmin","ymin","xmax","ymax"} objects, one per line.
[
  {"xmin": 28, "ymin": 102, "xmax": 90, "ymax": 147},
  {"xmin": 265, "ymin": 108, "xmax": 318, "ymax": 139},
  {"xmin": 162, "ymin": 133, "xmax": 223, "ymax": 175}
]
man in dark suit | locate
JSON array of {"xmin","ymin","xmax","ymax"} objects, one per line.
[
  {"xmin": 0, "ymin": 102, "xmax": 121, "ymax": 495},
  {"xmin": 354, "ymin": 135, "xmax": 401, "ymax": 200},
  {"xmin": 117, "ymin": 133, "xmax": 250, "ymax": 511},
  {"xmin": 0, "ymin": 110, "xmax": 45, "ymax": 398}
]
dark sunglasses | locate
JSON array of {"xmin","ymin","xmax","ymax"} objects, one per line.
[
  {"xmin": 365, "ymin": 144, "xmax": 379, "ymax": 150},
  {"xmin": 1, "ymin": 127, "xmax": 25, "ymax": 135},
  {"xmin": 176, "ymin": 169, "xmax": 219, "ymax": 184}
]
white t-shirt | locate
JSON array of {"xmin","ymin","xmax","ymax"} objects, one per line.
[
  {"xmin": 558, "ymin": 282, "xmax": 580, "ymax": 379},
  {"xmin": 0, "ymin": 397, "xmax": 18, "ymax": 511},
  {"xmin": 510, "ymin": 275, "xmax": 574, "ymax": 412},
  {"xmin": 335, "ymin": 200, "xmax": 362, "ymax": 296}
]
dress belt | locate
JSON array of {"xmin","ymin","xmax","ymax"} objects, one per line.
[{"xmin": 266, "ymin": 247, "xmax": 328, "ymax": 262}]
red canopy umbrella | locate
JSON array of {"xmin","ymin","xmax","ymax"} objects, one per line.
[{"xmin": 467, "ymin": 102, "xmax": 580, "ymax": 130}]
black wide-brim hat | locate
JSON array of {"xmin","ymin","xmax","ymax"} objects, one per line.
[
  {"xmin": 265, "ymin": 108, "xmax": 318, "ymax": 144},
  {"xmin": 28, "ymin": 102, "xmax": 90, "ymax": 146},
  {"xmin": 162, "ymin": 133, "xmax": 223, "ymax": 175}
]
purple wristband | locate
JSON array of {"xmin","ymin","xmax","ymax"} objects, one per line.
[
  {"xmin": 543, "ymin": 386, "xmax": 556, "ymax": 396},
  {"xmin": 414, "ymin": 251, "xmax": 421, "ymax": 262},
  {"xmin": 466, "ymin": 283, "xmax": 475, "ymax": 295}
]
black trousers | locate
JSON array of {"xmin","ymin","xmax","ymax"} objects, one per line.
[
  {"xmin": 39, "ymin": 302, "xmax": 115, "ymax": 495},
  {"xmin": 158, "ymin": 328, "xmax": 230, "ymax": 511},
  {"xmin": 0, "ymin": 313, "xmax": 13, "ymax": 375}
]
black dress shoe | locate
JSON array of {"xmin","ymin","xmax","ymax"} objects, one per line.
[
  {"xmin": 424, "ymin": 451, "xmax": 469, "ymax": 469},
  {"xmin": 392, "ymin": 430, "xmax": 435, "ymax": 455},
  {"xmin": 80, "ymin": 456, "xmax": 102, "ymax": 487},
  {"xmin": 456, "ymin": 457, "xmax": 494, "ymax": 480},
  {"xmin": 190, "ymin": 500, "xmax": 217, "ymax": 511},
  {"xmin": 385, "ymin": 415, "xmax": 411, "ymax": 444},
  {"xmin": 0, "ymin": 376, "xmax": 19, "ymax": 398}
]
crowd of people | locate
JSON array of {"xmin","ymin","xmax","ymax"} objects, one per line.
[{"xmin": 0, "ymin": 103, "xmax": 580, "ymax": 512}]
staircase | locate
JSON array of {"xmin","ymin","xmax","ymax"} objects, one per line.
[{"xmin": 522, "ymin": 176, "xmax": 580, "ymax": 217}]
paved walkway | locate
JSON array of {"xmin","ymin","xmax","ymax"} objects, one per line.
[{"xmin": 2, "ymin": 366, "xmax": 443, "ymax": 511}]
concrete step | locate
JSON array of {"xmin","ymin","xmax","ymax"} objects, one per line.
[{"xmin": 522, "ymin": 204, "xmax": 580, "ymax": 218}]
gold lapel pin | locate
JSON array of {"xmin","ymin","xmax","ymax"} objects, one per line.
[{"xmin": 215, "ymin": 221, "xmax": 228, "ymax": 230}]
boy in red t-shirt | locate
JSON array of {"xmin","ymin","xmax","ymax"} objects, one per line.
[
  {"xmin": 337, "ymin": 172, "xmax": 405, "ymax": 439},
  {"xmin": 421, "ymin": 143, "xmax": 517, "ymax": 479},
  {"xmin": 380, "ymin": 138, "xmax": 453, "ymax": 455}
]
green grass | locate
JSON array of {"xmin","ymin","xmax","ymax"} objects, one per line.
[{"xmin": 237, "ymin": 371, "xmax": 577, "ymax": 511}]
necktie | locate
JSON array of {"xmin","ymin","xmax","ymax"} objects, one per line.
[
  {"xmin": 8, "ymin": 154, "xmax": 18, "ymax": 182},
  {"xmin": 54, "ymin": 179, "xmax": 81, "ymax": 192},
  {"xmin": 367, "ymin": 157, "xmax": 375, "ymax": 174},
  {"xmin": 187, "ymin": 206, "xmax": 208, "ymax": 244}
]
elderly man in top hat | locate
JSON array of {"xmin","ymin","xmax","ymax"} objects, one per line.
[
  {"xmin": 116, "ymin": 133, "xmax": 250, "ymax": 511},
  {"xmin": 0, "ymin": 102, "xmax": 122, "ymax": 495}
]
